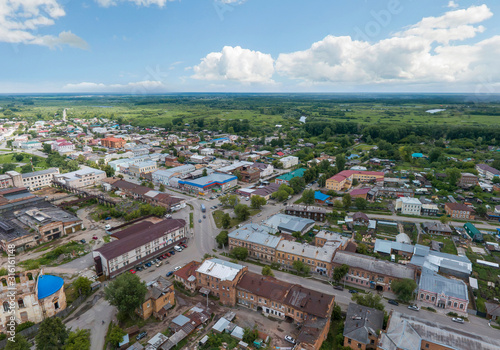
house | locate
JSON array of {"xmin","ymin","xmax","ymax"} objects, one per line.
[
  {"xmin": 173, "ymin": 261, "xmax": 201, "ymax": 292},
  {"xmin": 343, "ymin": 303, "xmax": 384, "ymax": 350},
  {"xmin": 421, "ymin": 222, "xmax": 452, "ymax": 235},
  {"xmin": 264, "ymin": 213, "xmax": 315, "ymax": 234},
  {"xmin": 485, "ymin": 302, "xmax": 500, "ymax": 321},
  {"xmin": 314, "ymin": 231, "xmax": 350, "ymax": 248},
  {"xmin": 275, "ymin": 240, "xmax": 338, "ymax": 276},
  {"xmin": 352, "ymin": 212, "xmax": 369, "ymax": 226},
  {"xmin": 137, "ymin": 276, "xmax": 175, "ymax": 320},
  {"xmin": 152, "ymin": 165, "xmax": 196, "ymax": 185},
  {"xmin": 458, "ymin": 173, "xmax": 479, "ymax": 188},
  {"xmin": 251, "ymin": 162, "xmax": 274, "ymax": 177},
  {"xmin": 0, "ymin": 270, "xmax": 66, "ymax": 333},
  {"xmin": 51, "ymin": 140, "xmax": 75, "ymax": 154},
  {"xmin": 285, "ymin": 205, "xmax": 327, "ymax": 222},
  {"xmin": 53, "ymin": 166, "xmax": 106, "ymax": 189},
  {"xmin": 378, "ymin": 311, "xmax": 500, "ymax": 350},
  {"xmin": 444, "ymin": 202, "xmax": 474, "ymax": 220},
  {"xmin": 349, "ymin": 188, "xmax": 371, "ymax": 200},
  {"xmin": 93, "ymin": 219, "xmax": 187, "ymax": 278},
  {"xmin": 410, "ymin": 244, "xmax": 472, "ymax": 279},
  {"xmin": 178, "ymin": 173, "xmax": 237, "ymax": 195},
  {"xmin": 275, "ymin": 168, "xmax": 306, "ymax": 185},
  {"xmin": 228, "ymin": 224, "xmax": 281, "ymax": 263},
  {"xmin": 373, "ymin": 240, "xmax": 414, "ymax": 258},
  {"xmin": 417, "ymin": 269, "xmax": 469, "ymax": 314},
  {"xmin": 101, "ymin": 137, "xmax": 126, "ymax": 149},
  {"xmin": 239, "ymin": 166, "xmax": 260, "ymax": 183},
  {"xmin": 0, "ymin": 171, "xmax": 22, "ymax": 189},
  {"xmin": 421, "ymin": 204, "xmax": 439, "ymax": 216},
  {"xmin": 463, "ymin": 222, "xmax": 483, "ymax": 242},
  {"xmin": 21, "ymin": 168, "xmax": 60, "ymax": 191},
  {"xmin": 195, "ymin": 258, "xmax": 247, "ymax": 305},
  {"xmin": 129, "ymin": 161, "xmax": 157, "ymax": 177},
  {"xmin": 476, "ymin": 163, "xmax": 500, "ymax": 180},
  {"xmin": 332, "ymin": 251, "xmax": 416, "ymax": 292},
  {"xmin": 250, "ymin": 183, "xmax": 280, "ymax": 200},
  {"xmin": 314, "ymin": 191, "xmax": 331, "ymax": 205},
  {"xmin": 326, "ymin": 170, "xmax": 384, "ymax": 192},
  {"xmin": 200, "ymin": 148, "xmax": 215, "ymax": 156},
  {"xmin": 395, "ymin": 197, "xmax": 422, "ymax": 216},
  {"xmin": 280, "ymin": 156, "xmax": 299, "ymax": 169}
]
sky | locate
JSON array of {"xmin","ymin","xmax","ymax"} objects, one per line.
[{"xmin": 1, "ymin": 0, "xmax": 500, "ymax": 94}]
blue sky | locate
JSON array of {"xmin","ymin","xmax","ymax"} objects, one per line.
[{"xmin": 1, "ymin": 0, "xmax": 500, "ymax": 93}]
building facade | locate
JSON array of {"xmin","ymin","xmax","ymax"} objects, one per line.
[
  {"xmin": 395, "ymin": 197, "xmax": 422, "ymax": 215},
  {"xmin": 285, "ymin": 205, "xmax": 327, "ymax": 222},
  {"xmin": 21, "ymin": 168, "xmax": 60, "ymax": 191},
  {"xmin": 53, "ymin": 167, "xmax": 106, "ymax": 188},
  {"xmin": 101, "ymin": 137, "xmax": 126, "ymax": 149},
  {"xmin": 326, "ymin": 170, "xmax": 384, "ymax": 192},
  {"xmin": 444, "ymin": 203, "xmax": 474, "ymax": 220},
  {"xmin": 228, "ymin": 224, "xmax": 281, "ymax": 263}
]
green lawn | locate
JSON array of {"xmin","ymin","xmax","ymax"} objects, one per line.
[
  {"xmin": 419, "ymin": 234, "xmax": 457, "ymax": 255},
  {"xmin": 212, "ymin": 209, "xmax": 261, "ymax": 229}
]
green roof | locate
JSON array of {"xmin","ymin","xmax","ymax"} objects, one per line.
[
  {"xmin": 276, "ymin": 168, "xmax": 306, "ymax": 181},
  {"xmin": 464, "ymin": 222, "xmax": 480, "ymax": 238}
]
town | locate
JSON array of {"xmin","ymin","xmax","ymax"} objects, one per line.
[{"xmin": 0, "ymin": 96, "xmax": 499, "ymax": 350}]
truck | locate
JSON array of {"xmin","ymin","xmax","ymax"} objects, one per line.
[{"xmin": 201, "ymin": 204, "xmax": 206, "ymax": 213}]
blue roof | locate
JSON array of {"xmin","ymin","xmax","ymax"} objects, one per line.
[
  {"xmin": 412, "ymin": 153, "xmax": 424, "ymax": 158},
  {"xmin": 171, "ymin": 314, "xmax": 190, "ymax": 327},
  {"xmin": 315, "ymin": 191, "xmax": 330, "ymax": 201},
  {"xmin": 37, "ymin": 275, "xmax": 64, "ymax": 299},
  {"xmin": 178, "ymin": 173, "xmax": 237, "ymax": 189}
]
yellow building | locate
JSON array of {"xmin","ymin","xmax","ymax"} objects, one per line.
[
  {"xmin": 137, "ymin": 276, "xmax": 175, "ymax": 320},
  {"xmin": 326, "ymin": 170, "xmax": 384, "ymax": 192}
]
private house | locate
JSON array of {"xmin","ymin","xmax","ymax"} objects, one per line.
[
  {"xmin": 343, "ymin": 303, "xmax": 384, "ymax": 350},
  {"xmin": 444, "ymin": 202, "xmax": 474, "ymax": 220},
  {"xmin": 421, "ymin": 222, "xmax": 453, "ymax": 235},
  {"xmin": 314, "ymin": 191, "xmax": 331, "ymax": 205},
  {"xmin": 195, "ymin": 259, "xmax": 247, "ymax": 306},
  {"xmin": 485, "ymin": 302, "xmax": 500, "ymax": 321},
  {"xmin": 463, "ymin": 222, "xmax": 483, "ymax": 242},
  {"xmin": 332, "ymin": 251, "xmax": 416, "ymax": 292},
  {"xmin": 326, "ymin": 170, "xmax": 384, "ymax": 192},
  {"xmin": 279, "ymin": 156, "xmax": 299, "ymax": 169},
  {"xmin": 417, "ymin": 269, "xmax": 469, "ymax": 314},
  {"xmin": 275, "ymin": 168, "xmax": 306, "ymax": 185},
  {"xmin": 352, "ymin": 212, "xmax": 369, "ymax": 226},
  {"xmin": 137, "ymin": 276, "xmax": 175, "ymax": 320},
  {"xmin": 173, "ymin": 261, "xmax": 201, "ymax": 293}
]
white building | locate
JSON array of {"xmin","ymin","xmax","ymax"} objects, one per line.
[
  {"xmin": 279, "ymin": 156, "xmax": 299, "ymax": 169},
  {"xmin": 22, "ymin": 168, "xmax": 60, "ymax": 191},
  {"xmin": 395, "ymin": 197, "xmax": 422, "ymax": 215},
  {"xmin": 52, "ymin": 140, "xmax": 75, "ymax": 154},
  {"xmin": 152, "ymin": 165, "xmax": 196, "ymax": 185},
  {"xmin": 18, "ymin": 141, "xmax": 42, "ymax": 150},
  {"xmin": 200, "ymin": 148, "xmax": 215, "ymax": 156},
  {"xmin": 53, "ymin": 166, "xmax": 106, "ymax": 188},
  {"xmin": 251, "ymin": 162, "xmax": 274, "ymax": 177}
]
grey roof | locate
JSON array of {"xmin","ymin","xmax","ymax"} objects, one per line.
[
  {"xmin": 228, "ymin": 224, "xmax": 280, "ymax": 248},
  {"xmin": 419, "ymin": 269, "xmax": 468, "ymax": 301},
  {"xmin": 344, "ymin": 303, "xmax": 384, "ymax": 345},
  {"xmin": 171, "ymin": 314, "xmax": 190, "ymax": 327},
  {"xmin": 314, "ymin": 231, "xmax": 349, "ymax": 245},
  {"xmin": 21, "ymin": 167, "xmax": 59, "ymax": 178},
  {"xmin": 212, "ymin": 317, "xmax": 230, "ymax": 333},
  {"xmin": 378, "ymin": 312, "xmax": 500, "ymax": 350},
  {"xmin": 422, "ymin": 222, "xmax": 452, "ymax": 234},
  {"xmin": 411, "ymin": 245, "xmax": 472, "ymax": 275},
  {"xmin": 374, "ymin": 240, "xmax": 414, "ymax": 255},
  {"xmin": 276, "ymin": 240, "xmax": 339, "ymax": 263},
  {"xmin": 332, "ymin": 251, "xmax": 415, "ymax": 279},
  {"xmin": 264, "ymin": 213, "xmax": 315, "ymax": 233}
]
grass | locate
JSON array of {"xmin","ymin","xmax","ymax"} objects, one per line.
[
  {"xmin": 212, "ymin": 209, "xmax": 261, "ymax": 229},
  {"xmin": 189, "ymin": 212, "xmax": 194, "ymax": 228},
  {"xmin": 419, "ymin": 234, "xmax": 458, "ymax": 255},
  {"xmin": 19, "ymin": 241, "xmax": 87, "ymax": 268}
]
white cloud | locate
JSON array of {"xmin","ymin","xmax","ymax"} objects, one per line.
[
  {"xmin": 192, "ymin": 46, "xmax": 275, "ymax": 83},
  {"xmin": 62, "ymin": 80, "xmax": 167, "ymax": 93},
  {"xmin": 0, "ymin": 0, "xmax": 87, "ymax": 49},
  {"xmin": 447, "ymin": 1, "xmax": 459, "ymax": 9},
  {"xmin": 94, "ymin": 0, "xmax": 173, "ymax": 7},
  {"xmin": 275, "ymin": 5, "xmax": 498, "ymax": 86}
]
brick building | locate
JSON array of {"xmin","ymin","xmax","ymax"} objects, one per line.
[
  {"xmin": 444, "ymin": 202, "xmax": 475, "ymax": 220},
  {"xmin": 458, "ymin": 173, "xmax": 479, "ymax": 188},
  {"xmin": 101, "ymin": 137, "xmax": 126, "ymax": 149},
  {"xmin": 344, "ymin": 303, "xmax": 384, "ymax": 350},
  {"xmin": 326, "ymin": 170, "xmax": 384, "ymax": 192},
  {"xmin": 137, "ymin": 276, "xmax": 175, "ymax": 320},
  {"xmin": 285, "ymin": 205, "xmax": 327, "ymax": 222}
]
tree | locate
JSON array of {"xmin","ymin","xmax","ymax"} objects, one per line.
[
  {"xmin": 215, "ymin": 230, "xmax": 229, "ymax": 248},
  {"xmin": 429, "ymin": 148, "xmax": 442, "ymax": 163},
  {"xmin": 231, "ymin": 247, "xmax": 248, "ymax": 260},
  {"xmin": 292, "ymin": 260, "xmax": 310, "ymax": 275},
  {"xmin": 391, "ymin": 278, "xmax": 417, "ymax": 302},
  {"xmin": 221, "ymin": 213, "xmax": 231, "ymax": 229},
  {"xmin": 242, "ymin": 327, "xmax": 259, "ymax": 344},
  {"xmin": 262, "ymin": 266, "xmax": 274, "ymax": 277},
  {"xmin": 250, "ymin": 195, "xmax": 266, "ymax": 209},
  {"xmin": 15, "ymin": 154, "xmax": 24, "ymax": 161},
  {"xmin": 159, "ymin": 183, "xmax": 166, "ymax": 192},
  {"xmin": 446, "ymin": 168, "xmax": 461, "ymax": 186},
  {"xmin": 35, "ymin": 317, "xmax": 69, "ymax": 350},
  {"xmin": 352, "ymin": 292, "xmax": 385, "ymax": 311},
  {"xmin": 439, "ymin": 215, "xmax": 450, "ymax": 224},
  {"xmin": 102, "ymin": 165, "xmax": 115, "ymax": 177},
  {"xmin": 43, "ymin": 143, "xmax": 52, "ymax": 154},
  {"xmin": 5, "ymin": 334, "xmax": 31, "ymax": 350},
  {"xmin": 202, "ymin": 168, "xmax": 208, "ymax": 177},
  {"xmin": 67, "ymin": 160, "xmax": 79, "ymax": 172},
  {"xmin": 342, "ymin": 193, "xmax": 352, "ymax": 210},
  {"xmin": 147, "ymin": 182, "xmax": 154, "ymax": 189},
  {"xmin": 20, "ymin": 164, "xmax": 33, "ymax": 173},
  {"xmin": 318, "ymin": 175, "xmax": 327, "ymax": 188},
  {"xmin": 332, "ymin": 264, "xmax": 349, "ymax": 283},
  {"xmin": 106, "ymin": 324, "xmax": 126, "ymax": 348},
  {"xmin": 355, "ymin": 197, "xmax": 367, "ymax": 210},
  {"xmin": 234, "ymin": 204, "xmax": 250, "ymax": 221},
  {"xmin": 64, "ymin": 329, "xmax": 90, "ymax": 350},
  {"xmin": 289, "ymin": 177, "xmax": 306, "ymax": 194},
  {"xmin": 0, "ymin": 163, "xmax": 16, "ymax": 174},
  {"xmin": 220, "ymin": 194, "xmax": 238, "ymax": 207},
  {"xmin": 73, "ymin": 277, "xmax": 92, "ymax": 296},
  {"xmin": 301, "ymin": 189, "xmax": 315, "ymax": 205},
  {"xmin": 352, "ymin": 178, "xmax": 359, "ymax": 187},
  {"xmin": 336, "ymin": 155, "xmax": 346, "ymax": 172},
  {"xmin": 475, "ymin": 205, "xmax": 487, "ymax": 217},
  {"xmin": 493, "ymin": 177, "xmax": 500, "ymax": 184},
  {"xmin": 104, "ymin": 273, "xmax": 147, "ymax": 318}
]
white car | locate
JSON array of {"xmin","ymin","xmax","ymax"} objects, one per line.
[
  {"xmin": 174, "ymin": 266, "xmax": 182, "ymax": 271},
  {"xmin": 284, "ymin": 335, "xmax": 296, "ymax": 345},
  {"xmin": 407, "ymin": 305, "xmax": 419, "ymax": 311},
  {"xmin": 105, "ymin": 224, "xmax": 111, "ymax": 230},
  {"xmin": 174, "ymin": 245, "xmax": 183, "ymax": 252},
  {"xmin": 452, "ymin": 317, "xmax": 464, "ymax": 324}
]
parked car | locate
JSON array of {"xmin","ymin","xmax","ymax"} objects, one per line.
[
  {"xmin": 105, "ymin": 224, "xmax": 111, "ymax": 230},
  {"xmin": 174, "ymin": 245, "xmax": 183, "ymax": 252},
  {"xmin": 156, "ymin": 261, "xmax": 163, "ymax": 267},
  {"xmin": 333, "ymin": 285, "xmax": 344, "ymax": 291},
  {"xmin": 105, "ymin": 217, "xmax": 112, "ymax": 220},
  {"xmin": 174, "ymin": 266, "xmax": 182, "ymax": 271},
  {"xmin": 452, "ymin": 317, "xmax": 464, "ymax": 324},
  {"xmin": 388, "ymin": 300, "xmax": 399, "ymax": 306},
  {"xmin": 198, "ymin": 219, "xmax": 202, "ymax": 223},
  {"xmin": 169, "ymin": 250, "xmax": 175, "ymax": 255},
  {"xmin": 80, "ymin": 239, "xmax": 86, "ymax": 244},
  {"xmin": 158, "ymin": 256, "xmax": 164, "ymax": 260},
  {"xmin": 166, "ymin": 252, "xmax": 171, "ymax": 257},
  {"xmin": 129, "ymin": 269, "xmax": 136, "ymax": 274},
  {"xmin": 145, "ymin": 262, "xmax": 152, "ymax": 267},
  {"xmin": 166, "ymin": 271, "xmax": 174, "ymax": 277},
  {"xmin": 92, "ymin": 235, "xmax": 98, "ymax": 240},
  {"xmin": 284, "ymin": 335, "xmax": 296, "ymax": 344},
  {"xmin": 203, "ymin": 215, "xmax": 206, "ymax": 219},
  {"xmin": 348, "ymin": 289, "xmax": 358, "ymax": 294},
  {"xmin": 136, "ymin": 266, "xmax": 143, "ymax": 271},
  {"xmin": 408, "ymin": 305, "xmax": 419, "ymax": 311},
  {"xmin": 136, "ymin": 331, "xmax": 147, "ymax": 341},
  {"xmin": 181, "ymin": 243, "xmax": 187, "ymax": 248}
]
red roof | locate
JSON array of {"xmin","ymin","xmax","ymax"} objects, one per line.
[
  {"xmin": 101, "ymin": 137, "xmax": 124, "ymax": 142},
  {"xmin": 349, "ymin": 188, "xmax": 371, "ymax": 196},
  {"xmin": 328, "ymin": 170, "xmax": 384, "ymax": 182},
  {"xmin": 445, "ymin": 202, "xmax": 474, "ymax": 212},
  {"xmin": 174, "ymin": 261, "xmax": 201, "ymax": 281},
  {"xmin": 276, "ymin": 151, "xmax": 285, "ymax": 156}
]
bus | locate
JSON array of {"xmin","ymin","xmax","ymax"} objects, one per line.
[{"xmin": 201, "ymin": 204, "xmax": 206, "ymax": 213}]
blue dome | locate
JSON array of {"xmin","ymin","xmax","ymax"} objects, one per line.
[{"xmin": 37, "ymin": 275, "xmax": 64, "ymax": 299}]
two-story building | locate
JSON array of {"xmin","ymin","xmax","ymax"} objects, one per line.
[
  {"xmin": 275, "ymin": 240, "xmax": 338, "ymax": 276},
  {"xmin": 53, "ymin": 166, "xmax": 106, "ymax": 189},
  {"xmin": 395, "ymin": 197, "xmax": 422, "ymax": 216},
  {"xmin": 326, "ymin": 170, "xmax": 384, "ymax": 192},
  {"xmin": 444, "ymin": 202, "xmax": 474, "ymax": 220},
  {"xmin": 137, "ymin": 276, "xmax": 175, "ymax": 320},
  {"xmin": 129, "ymin": 161, "xmax": 157, "ymax": 177},
  {"xmin": 228, "ymin": 224, "xmax": 281, "ymax": 263},
  {"xmin": 285, "ymin": 205, "xmax": 327, "ymax": 222},
  {"xmin": 344, "ymin": 303, "xmax": 384, "ymax": 350}
]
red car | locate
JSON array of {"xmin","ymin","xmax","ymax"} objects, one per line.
[
  {"xmin": 162, "ymin": 254, "xmax": 168, "ymax": 259},
  {"xmin": 92, "ymin": 236, "xmax": 98, "ymax": 240},
  {"xmin": 165, "ymin": 252, "xmax": 171, "ymax": 257},
  {"xmin": 129, "ymin": 269, "xmax": 136, "ymax": 274},
  {"xmin": 181, "ymin": 243, "xmax": 187, "ymax": 248}
]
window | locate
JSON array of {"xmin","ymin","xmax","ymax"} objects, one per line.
[{"xmin": 348, "ymin": 339, "xmax": 351, "ymax": 344}]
